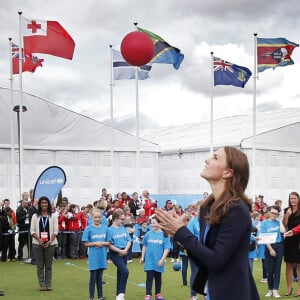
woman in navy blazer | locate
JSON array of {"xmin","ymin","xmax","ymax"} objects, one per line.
[{"xmin": 156, "ymin": 146, "xmax": 260, "ymax": 300}]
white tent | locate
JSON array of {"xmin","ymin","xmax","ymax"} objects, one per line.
[
  {"xmin": 143, "ymin": 109, "xmax": 300, "ymax": 153},
  {"xmin": 0, "ymin": 87, "xmax": 159, "ymax": 152},
  {"xmin": 0, "ymin": 87, "xmax": 160, "ymax": 205},
  {"xmin": 143, "ymin": 108, "xmax": 300, "ymax": 205},
  {"xmin": 1, "ymin": 85, "xmax": 300, "ymax": 207}
]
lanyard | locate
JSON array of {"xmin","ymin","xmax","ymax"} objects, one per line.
[
  {"xmin": 203, "ymin": 224, "xmax": 210, "ymax": 243},
  {"xmin": 41, "ymin": 216, "xmax": 48, "ymax": 231}
]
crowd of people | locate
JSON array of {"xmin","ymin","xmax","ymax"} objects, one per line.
[
  {"xmin": 250, "ymin": 191, "xmax": 300, "ymax": 298},
  {"xmin": 0, "ymin": 187, "xmax": 205, "ymax": 300},
  {"xmin": 1, "ymin": 157, "xmax": 300, "ymax": 299}
]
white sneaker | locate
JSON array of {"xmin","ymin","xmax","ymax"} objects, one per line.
[
  {"xmin": 190, "ymin": 297, "xmax": 198, "ymax": 300},
  {"xmin": 265, "ymin": 290, "xmax": 273, "ymax": 297},
  {"xmin": 118, "ymin": 293, "xmax": 125, "ymax": 300},
  {"xmin": 171, "ymin": 258, "xmax": 175, "ymax": 262},
  {"xmin": 272, "ymin": 290, "xmax": 281, "ymax": 298}
]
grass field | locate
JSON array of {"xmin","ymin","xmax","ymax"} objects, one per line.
[{"xmin": 0, "ymin": 258, "xmax": 296, "ymax": 299}]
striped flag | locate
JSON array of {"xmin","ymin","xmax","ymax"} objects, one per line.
[{"xmin": 112, "ymin": 48, "xmax": 152, "ymax": 80}]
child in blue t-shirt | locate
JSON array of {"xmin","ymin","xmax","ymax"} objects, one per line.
[
  {"xmin": 81, "ymin": 209, "xmax": 109, "ymax": 300},
  {"xmin": 137, "ymin": 221, "xmax": 150, "ymax": 253},
  {"xmin": 140, "ymin": 216, "xmax": 171, "ymax": 300},
  {"xmin": 107, "ymin": 210, "xmax": 132, "ymax": 300}
]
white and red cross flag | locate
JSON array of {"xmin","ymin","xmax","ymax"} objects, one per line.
[{"xmin": 21, "ymin": 17, "xmax": 75, "ymax": 60}]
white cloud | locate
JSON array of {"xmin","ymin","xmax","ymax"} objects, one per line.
[{"xmin": 0, "ymin": 0, "xmax": 300, "ymax": 132}]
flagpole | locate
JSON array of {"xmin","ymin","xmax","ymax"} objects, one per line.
[
  {"xmin": 134, "ymin": 22, "xmax": 140, "ymax": 193},
  {"xmin": 135, "ymin": 66, "xmax": 140, "ymax": 193},
  {"xmin": 17, "ymin": 11, "xmax": 24, "ymax": 202},
  {"xmin": 252, "ymin": 33, "xmax": 258, "ymax": 201},
  {"xmin": 8, "ymin": 38, "xmax": 16, "ymax": 203},
  {"xmin": 109, "ymin": 45, "xmax": 115, "ymax": 197},
  {"xmin": 210, "ymin": 52, "xmax": 214, "ymax": 155}
]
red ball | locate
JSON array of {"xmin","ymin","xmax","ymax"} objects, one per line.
[{"xmin": 121, "ymin": 31, "xmax": 154, "ymax": 66}]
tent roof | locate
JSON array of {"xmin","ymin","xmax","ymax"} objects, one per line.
[
  {"xmin": 142, "ymin": 108, "xmax": 300, "ymax": 153},
  {"xmin": 0, "ymin": 87, "xmax": 160, "ymax": 152}
]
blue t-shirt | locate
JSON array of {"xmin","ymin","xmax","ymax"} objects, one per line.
[
  {"xmin": 106, "ymin": 225, "xmax": 131, "ymax": 249},
  {"xmin": 248, "ymin": 234, "xmax": 257, "ymax": 259},
  {"xmin": 259, "ymin": 219, "xmax": 282, "ymax": 243},
  {"xmin": 142, "ymin": 229, "xmax": 171, "ymax": 273},
  {"xmin": 187, "ymin": 216, "xmax": 200, "ymax": 238},
  {"xmin": 81, "ymin": 224, "xmax": 108, "ymax": 270}
]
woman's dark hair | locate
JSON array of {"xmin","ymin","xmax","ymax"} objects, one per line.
[
  {"xmin": 68, "ymin": 204, "xmax": 76, "ymax": 212},
  {"xmin": 288, "ymin": 191, "xmax": 300, "ymax": 216},
  {"xmin": 151, "ymin": 215, "xmax": 168, "ymax": 237},
  {"xmin": 201, "ymin": 146, "xmax": 252, "ymax": 225},
  {"xmin": 37, "ymin": 196, "xmax": 52, "ymax": 216}
]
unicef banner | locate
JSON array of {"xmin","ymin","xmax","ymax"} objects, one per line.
[{"xmin": 33, "ymin": 166, "xmax": 66, "ymax": 203}]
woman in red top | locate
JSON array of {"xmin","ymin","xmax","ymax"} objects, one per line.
[
  {"xmin": 118, "ymin": 192, "xmax": 131, "ymax": 209},
  {"xmin": 175, "ymin": 205, "xmax": 184, "ymax": 216},
  {"xmin": 57, "ymin": 207, "xmax": 68, "ymax": 259},
  {"xmin": 78, "ymin": 206, "xmax": 89, "ymax": 258},
  {"xmin": 66, "ymin": 204, "xmax": 81, "ymax": 259},
  {"xmin": 143, "ymin": 199, "xmax": 156, "ymax": 217}
]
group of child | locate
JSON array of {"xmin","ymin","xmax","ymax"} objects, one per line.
[{"xmin": 82, "ymin": 208, "xmax": 171, "ymax": 300}]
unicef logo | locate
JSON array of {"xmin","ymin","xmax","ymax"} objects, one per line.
[{"xmin": 57, "ymin": 178, "xmax": 64, "ymax": 184}]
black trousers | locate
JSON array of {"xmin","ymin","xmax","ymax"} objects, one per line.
[{"xmin": 18, "ymin": 231, "xmax": 30, "ymax": 259}]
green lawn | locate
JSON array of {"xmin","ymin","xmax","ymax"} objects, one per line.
[{"xmin": 0, "ymin": 258, "xmax": 295, "ymax": 299}]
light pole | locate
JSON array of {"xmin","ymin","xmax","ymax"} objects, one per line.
[{"xmin": 13, "ymin": 104, "xmax": 27, "ymax": 201}]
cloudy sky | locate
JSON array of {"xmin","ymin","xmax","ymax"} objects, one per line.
[{"xmin": 1, "ymin": 0, "xmax": 300, "ymax": 133}]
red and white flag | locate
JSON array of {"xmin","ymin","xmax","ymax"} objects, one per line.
[
  {"xmin": 12, "ymin": 42, "xmax": 44, "ymax": 74},
  {"xmin": 21, "ymin": 17, "xmax": 75, "ymax": 60}
]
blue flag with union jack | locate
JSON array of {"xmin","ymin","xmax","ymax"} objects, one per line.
[{"xmin": 213, "ymin": 57, "xmax": 252, "ymax": 88}]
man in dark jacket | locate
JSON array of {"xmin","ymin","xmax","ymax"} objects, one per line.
[
  {"xmin": 0, "ymin": 207, "xmax": 16, "ymax": 261},
  {"xmin": 16, "ymin": 193, "xmax": 30, "ymax": 260},
  {"xmin": 128, "ymin": 192, "xmax": 141, "ymax": 218}
]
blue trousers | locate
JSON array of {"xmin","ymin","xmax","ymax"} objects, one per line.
[
  {"xmin": 262, "ymin": 258, "xmax": 268, "ymax": 279},
  {"xmin": 89, "ymin": 269, "xmax": 104, "ymax": 299},
  {"xmin": 146, "ymin": 270, "xmax": 162, "ymax": 296},
  {"xmin": 181, "ymin": 255, "xmax": 188, "ymax": 285},
  {"xmin": 111, "ymin": 253, "xmax": 129, "ymax": 295},
  {"xmin": 265, "ymin": 242, "xmax": 284, "ymax": 290},
  {"xmin": 189, "ymin": 258, "xmax": 198, "ymax": 297}
]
